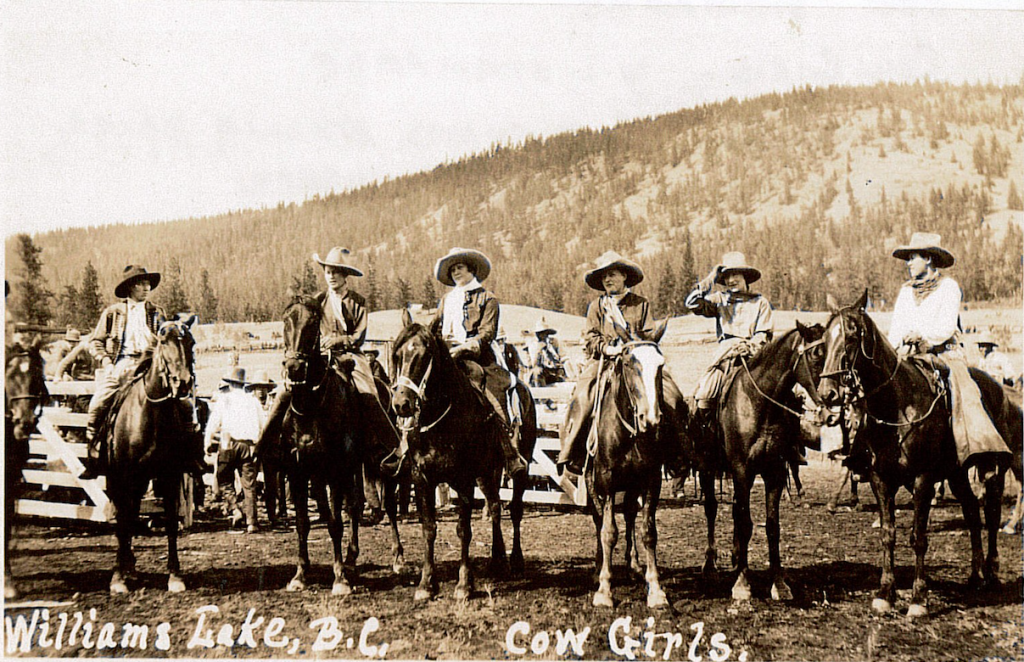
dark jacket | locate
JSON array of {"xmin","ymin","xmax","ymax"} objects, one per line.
[
  {"xmin": 90, "ymin": 300, "xmax": 166, "ymax": 363},
  {"xmin": 583, "ymin": 292, "xmax": 655, "ymax": 359},
  {"xmin": 315, "ymin": 289, "xmax": 368, "ymax": 353},
  {"xmin": 431, "ymin": 286, "xmax": 499, "ymax": 364}
]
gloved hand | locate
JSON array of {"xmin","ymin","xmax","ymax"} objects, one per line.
[
  {"xmin": 323, "ymin": 334, "xmax": 348, "ymax": 351},
  {"xmin": 697, "ymin": 265, "xmax": 722, "ymax": 292},
  {"xmin": 602, "ymin": 344, "xmax": 623, "ymax": 357},
  {"xmin": 449, "ymin": 344, "xmax": 469, "ymax": 360}
]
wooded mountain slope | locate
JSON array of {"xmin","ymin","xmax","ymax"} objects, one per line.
[{"xmin": 7, "ymin": 80, "xmax": 1022, "ymax": 322}]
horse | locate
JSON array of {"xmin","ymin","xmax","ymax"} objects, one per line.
[
  {"xmin": 816, "ymin": 291, "xmax": 1017, "ymax": 618},
  {"xmin": 5, "ymin": 337, "xmax": 48, "ymax": 599},
  {"xmin": 265, "ymin": 295, "xmax": 396, "ymax": 594},
  {"xmin": 695, "ymin": 322, "xmax": 828, "ymax": 602},
  {"xmin": 390, "ymin": 310, "xmax": 537, "ymax": 601},
  {"xmin": 585, "ymin": 341, "xmax": 674, "ymax": 608},
  {"xmin": 104, "ymin": 315, "xmax": 198, "ymax": 594}
]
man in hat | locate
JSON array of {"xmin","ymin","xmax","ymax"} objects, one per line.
[
  {"xmin": 258, "ymin": 248, "xmax": 399, "ymax": 461},
  {"xmin": 887, "ymin": 232, "xmax": 1011, "ymax": 469},
  {"xmin": 527, "ymin": 318, "xmax": 566, "ymax": 387},
  {"xmin": 363, "ymin": 347, "xmax": 389, "ymax": 384},
  {"xmin": 54, "ymin": 329, "xmax": 96, "ymax": 381},
  {"xmin": 46, "ymin": 328, "xmax": 81, "ymax": 377},
  {"xmin": 205, "ymin": 367, "xmax": 266, "ymax": 533},
  {"xmin": 686, "ymin": 251, "xmax": 774, "ymax": 421},
  {"xmin": 974, "ymin": 332, "xmax": 1018, "ymax": 387},
  {"xmin": 81, "ymin": 265, "xmax": 203, "ymax": 479},
  {"xmin": 431, "ymin": 247, "xmax": 529, "ymax": 478},
  {"xmin": 556, "ymin": 251, "xmax": 684, "ymax": 475}
]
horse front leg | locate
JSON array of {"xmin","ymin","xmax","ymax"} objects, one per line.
[
  {"xmin": 981, "ymin": 461, "xmax": 1005, "ymax": 585},
  {"xmin": 764, "ymin": 468, "xmax": 792, "ymax": 601},
  {"xmin": 414, "ymin": 477, "xmax": 438, "ymax": 601},
  {"xmin": 343, "ymin": 472, "xmax": 361, "ymax": 581},
  {"xmin": 946, "ymin": 467, "xmax": 985, "ymax": 591},
  {"xmin": 730, "ymin": 472, "xmax": 754, "ymax": 601},
  {"xmin": 110, "ymin": 489, "xmax": 140, "ymax": 595},
  {"xmin": 382, "ymin": 473, "xmax": 405, "ymax": 574},
  {"xmin": 640, "ymin": 475, "xmax": 668, "ymax": 609},
  {"xmin": 155, "ymin": 477, "xmax": 185, "ymax": 593},
  {"xmin": 869, "ymin": 472, "xmax": 897, "ymax": 613},
  {"xmin": 593, "ymin": 496, "xmax": 617, "ymax": 608},
  {"xmin": 287, "ymin": 476, "xmax": 311, "ymax": 591},
  {"xmin": 326, "ymin": 481, "xmax": 353, "ymax": 597},
  {"xmin": 700, "ymin": 471, "xmax": 718, "ymax": 578},
  {"xmin": 907, "ymin": 475, "xmax": 938, "ymax": 618},
  {"xmin": 482, "ymin": 476, "xmax": 509, "ymax": 578},
  {"xmin": 5, "ymin": 483, "xmax": 19, "ymax": 600},
  {"xmin": 623, "ymin": 495, "xmax": 643, "ymax": 579},
  {"xmin": 453, "ymin": 485, "xmax": 475, "ymax": 601},
  {"xmin": 508, "ymin": 469, "xmax": 526, "ymax": 576}
]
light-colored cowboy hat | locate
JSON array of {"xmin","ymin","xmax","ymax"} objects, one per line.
[
  {"xmin": 974, "ymin": 331, "xmax": 999, "ymax": 347},
  {"xmin": 312, "ymin": 246, "xmax": 364, "ymax": 277},
  {"xmin": 434, "ymin": 247, "xmax": 492, "ymax": 286},
  {"xmin": 891, "ymin": 232, "xmax": 955, "ymax": 269},
  {"xmin": 115, "ymin": 265, "xmax": 161, "ymax": 298},
  {"xmin": 65, "ymin": 328, "xmax": 81, "ymax": 342},
  {"xmin": 584, "ymin": 251, "xmax": 645, "ymax": 291},
  {"xmin": 247, "ymin": 369, "xmax": 276, "ymax": 388},
  {"xmin": 533, "ymin": 318, "xmax": 556, "ymax": 337},
  {"xmin": 221, "ymin": 366, "xmax": 249, "ymax": 387},
  {"xmin": 715, "ymin": 252, "xmax": 761, "ymax": 285}
]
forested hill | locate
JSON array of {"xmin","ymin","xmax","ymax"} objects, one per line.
[{"xmin": 7, "ymin": 80, "xmax": 1023, "ymax": 325}]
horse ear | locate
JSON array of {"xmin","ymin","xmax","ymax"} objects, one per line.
[
  {"xmin": 795, "ymin": 319, "xmax": 808, "ymax": 337},
  {"xmin": 855, "ymin": 289, "xmax": 869, "ymax": 311},
  {"xmin": 182, "ymin": 313, "xmax": 198, "ymax": 329},
  {"xmin": 401, "ymin": 307, "xmax": 413, "ymax": 328},
  {"xmin": 826, "ymin": 293, "xmax": 840, "ymax": 314},
  {"xmin": 651, "ymin": 317, "xmax": 669, "ymax": 343}
]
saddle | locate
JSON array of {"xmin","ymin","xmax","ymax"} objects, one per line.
[{"xmin": 93, "ymin": 371, "xmax": 148, "ymax": 460}]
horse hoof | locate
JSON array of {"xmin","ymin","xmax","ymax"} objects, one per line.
[
  {"xmin": 731, "ymin": 584, "xmax": 752, "ymax": 602},
  {"xmin": 999, "ymin": 525, "xmax": 1016, "ymax": 535},
  {"xmin": 167, "ymin": 576, "xmax": 186, "ymax": 593},
  {"xmin": 510, "ymin": 552, "xmax": 525, "ymax": 576},
  {"xmin": 647, "ymin": 589, "xmax": 669, "ymax": 609},
  {"xmin": 5, "ymin": 583, "xmax": 20, "ymax": 600},
  {"xmin": 110, "ymin": 581, "xmax": 129, "ymax": 595},
  {"xmin": 771, "ymin": 582, "xmax": 793, "ymax": 601},
  {"xmin": 286, "ymin": 579, "xmax": 306, "ymax": 592},
  {"xmin": 592, "ymin": 591, "xmax": 614, "ymax": 608},
  {"xmin": 414, "ymin": 588, "xmax": 434, "ymax": 602},
  {"xmin": 871, "ymin": 598, "xmax": 892, "ymax": 614},
  {"xmin": 453, "ymin": 586, "xmax": 472, "ymax": 601},
  {"xmin": 392, "ymin": 560, "xmax": 406, "ymax": 575},
  {"xmin": 332, "ymin": 582, "xmax": 352, "ymax": 597},
  {"xmin": 906, "ymin": 604, "xmax": 928, "ymax": 619}
]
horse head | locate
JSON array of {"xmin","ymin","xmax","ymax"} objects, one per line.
[
  {"xmin": 5, "ymin": 337, "xmax": 48, "ymax": 442},
  {"xmin": 390, "ymin": 314, "xmax": 438, "ymax": 420},
  {"xmin": 818, "ymin": 290, "xmax": 875, "ymax": 407},
  {"xmin": 154, "ymin": 315, "xmax": 197, "ymax": 399},
  {"xmin": 793, "ymin": 320, "xmax": 839, "ymax": 426},
  {"xmin": 282, "ymin": 296, "xmax": 322, "ymax": 386},
  {"xmin": 616, "ymin": 341, "xmax": 665, "ymax": 434}
]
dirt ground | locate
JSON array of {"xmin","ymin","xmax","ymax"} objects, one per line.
[{"xmin": 5, "ymin": 461, "xmax": 1023, "ymax": 661}]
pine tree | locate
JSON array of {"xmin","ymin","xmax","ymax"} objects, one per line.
[
  {"xmin": 12, "ymin": 234, "xmax": 54, "ymax": 325},
  {"xmin": 395, "ymin": 278, "xmax": 412, "ymax": 308},
  {"xmin": 421, "ymin": 276, "xmax": 437, "ymax": 308},
  {"xmin": 77, "ymin": 261, "xmax": 103, "ymax": 331},
  {"xmin": 56, "ymin": 284, "xmax": 79, "ymax": 329},
  {"xmin": 197, "ymin": 268, "xmax": 219, "ymax": 323},
  {"xmin": 160, "ymin": 258, "xmax": 190, "ymax": 318},
  {"xmin": 291, "ymin": 262, "xmax": 319, "ymax": 297},
  {"xmin": 657, "ymin": 269, "xmax": 677, "ymax": 317},
  {"xmin": 1008, "ymin": 180, "xmax": 1023, "ymax": 211}
]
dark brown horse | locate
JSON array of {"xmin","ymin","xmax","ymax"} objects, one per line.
[
  {"xmin": 5, "ymin": 337, "xmax": 48, "ymax": 599},
  {"xmin": 696, "ymin": 323, "xmax": 828, "ymax": 602},
  {"xmin": 390, "ymin": 311, "xmax": 537, "ymax": 601},
  {"xmin": 265, "ymin": 296, "xmax": 383, "ymax": 595},
  {"xmin": 586, "ymin": 341, "xmax": 671, "ymax": 608},
  {"xmin": 105, "ymin": 316, "xmax": 197, "ymax": 594},
  {"xmin": 817, "ymin": 292, "xmax": 1016, "ymax": 618}
]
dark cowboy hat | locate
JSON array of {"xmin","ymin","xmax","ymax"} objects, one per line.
[
  {"xmin": 533, "ymin": 318, "xmax": 556, "ymax": 337},
  {"xmin": 891, "ymin": 232, "xmax": 955, "ymax": 269},
  {"xmin": 714, "ymin": 251, "xmax": 761, "ymax": 285},
  {"xmin": 363, "ymin": 347, "xmax": 380, "ymax": 358},
  {"xmin": 434, "ymin": 247, "xmax": 492, "ymax": 287},
  {"xmin": 312, "ymin": 246, "xmax": 364, "ymax": 277},
  {"xmin": 974, "ymin": 331, "xmax": 999, "ymax": 348},
  {"xmin": 221, "ymin": 366, "xmax": 249, "ymax": 387},
  {"xmin": 584, "ymin": 251, "xmax": 644, "ymax": 291},
  {"xmin": 115, "ymin": 265, "xmax": 161, "ymax": 299}
]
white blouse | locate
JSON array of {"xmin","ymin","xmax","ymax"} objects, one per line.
[{"xmin": 887, "ymin": 276, "xmax": 962, "ymax": 349}]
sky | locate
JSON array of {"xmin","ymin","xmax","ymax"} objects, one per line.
[{"xmin": 2, "ymin": 1, "xmax": 1023, "ymax": 239}]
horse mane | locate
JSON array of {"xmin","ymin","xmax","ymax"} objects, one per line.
[
  {"xmin": 392, "ymin": 321, "xmax": 461, "ymax": 388},
  {"xmin": 746, "ymin": 327, "xmax": 804, "ymax": 371}
]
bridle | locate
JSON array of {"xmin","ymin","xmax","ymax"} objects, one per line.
[
  {"xmin": 739, "ymin": 332, "xmax": 831, "ymax": 419},
  {"xmin": 391, "ymin": 338, "xmax": 451, "ymax": 435},
  {"xmin": 282, "ymin": 301, "xmax": 331, "ymax": 415},
  {"xmin": 5, "ymin": 349, "xmax": 46, "ymax": 422},
  {"xmin": 145, "ymin": 322, "xmax": 194, "ymax": 404}
]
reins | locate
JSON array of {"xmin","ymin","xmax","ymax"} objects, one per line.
[{"xmin": 737, "ymin": 334, "xmax": 828, "ymax": 419}]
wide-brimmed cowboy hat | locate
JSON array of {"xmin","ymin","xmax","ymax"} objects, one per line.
[
  {"xmin": 434, "ymin": 247, "xmax": 492, "ymax": 286},
  {"xmin": 533, "ymin": 318, "xmax": 556, "ymax": 337},
  {"xmin": 221, "ymin": 366, "xmax": 249, "ymax": 387},
  {"xmin": 715, "ymin": 252, "xmax": 761, "ymax": 285},
  {"xmin": 65, "ymin": 328, "xmax": 81, "ymax": 342},
  {"xmin": 363, "ymin": 347, "xmax": 380, "ymax": 358},
  {"xmin": 247, "ymin": 369, "xmax": 276, "ymax": 388},
  {"xmin": 115, "ymin": 265, "xmax": 161, "ymax": 298},
  {"xmin": 584, "ymin": 251, "xmax": 644, "ymax": 291},
  {"xmin": 891, "ymin": 232, "xmax": 955, "ymax": 269},
  {"xmin": 312, "ymin": 246, "xmax": 364, "ymax": 277},
  {"xmin": 974, "ymin": 331, "xmax": 999, "ymax": 347}
]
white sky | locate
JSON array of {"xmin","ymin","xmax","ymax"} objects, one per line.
[{"xmin": 2, "ymin": 1, "xmax": 1022, "ymax": 238}]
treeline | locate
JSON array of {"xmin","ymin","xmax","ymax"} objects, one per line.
[{"xmin": 6, "ymin": 79, "xmax": 1022, "ymax": 325}]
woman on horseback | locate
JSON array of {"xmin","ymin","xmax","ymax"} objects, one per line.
[
  {"xmin": 431, "ymin": 247, "xmax": 529, "ymax": 478},
  {"xmin": 556, "ymin": 251, "xmax": 682, "ymax": 475},
  {"xmin": 886, "ymin": 232, "xmax": 1011, "ymax": 470}
]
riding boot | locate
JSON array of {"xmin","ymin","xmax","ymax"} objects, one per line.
[
  {"xmin": 556, "ymin": 398, "xmax": 587, "ymax": 476},
  {"xmin": 79, "ymin": 412, "xmax": 104, "ymax": 480},
  {"xmin": 254, "ymin": 389, "xmax": 291, "ymax": 458},
  {"xmin": 480, "ymin": 385, "xmax": 528, "ymax": 479}
]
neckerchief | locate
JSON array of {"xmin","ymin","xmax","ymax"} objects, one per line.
[
  {"xmin": 327, "ymin": 288, "xmax": 352, "ymax": 333},
  {"xmin": 442, "ymin": 278, "xmax": 482, "ymax": 343},
  {"xmin": 601, "ymin": 291, "xmax": 633, "ymax": 342},
  {"xmin": 906, "ymin": 270, "xmax": 944, "ymax": 304}
]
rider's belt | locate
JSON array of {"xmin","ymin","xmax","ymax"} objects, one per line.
[
  {"xmin": 118, "ymin": 353, "xmax": 142, "ymax": 360},
  {"xmin": 927, "ymin": 340, "xmax": 958, "ymax": 355}
]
